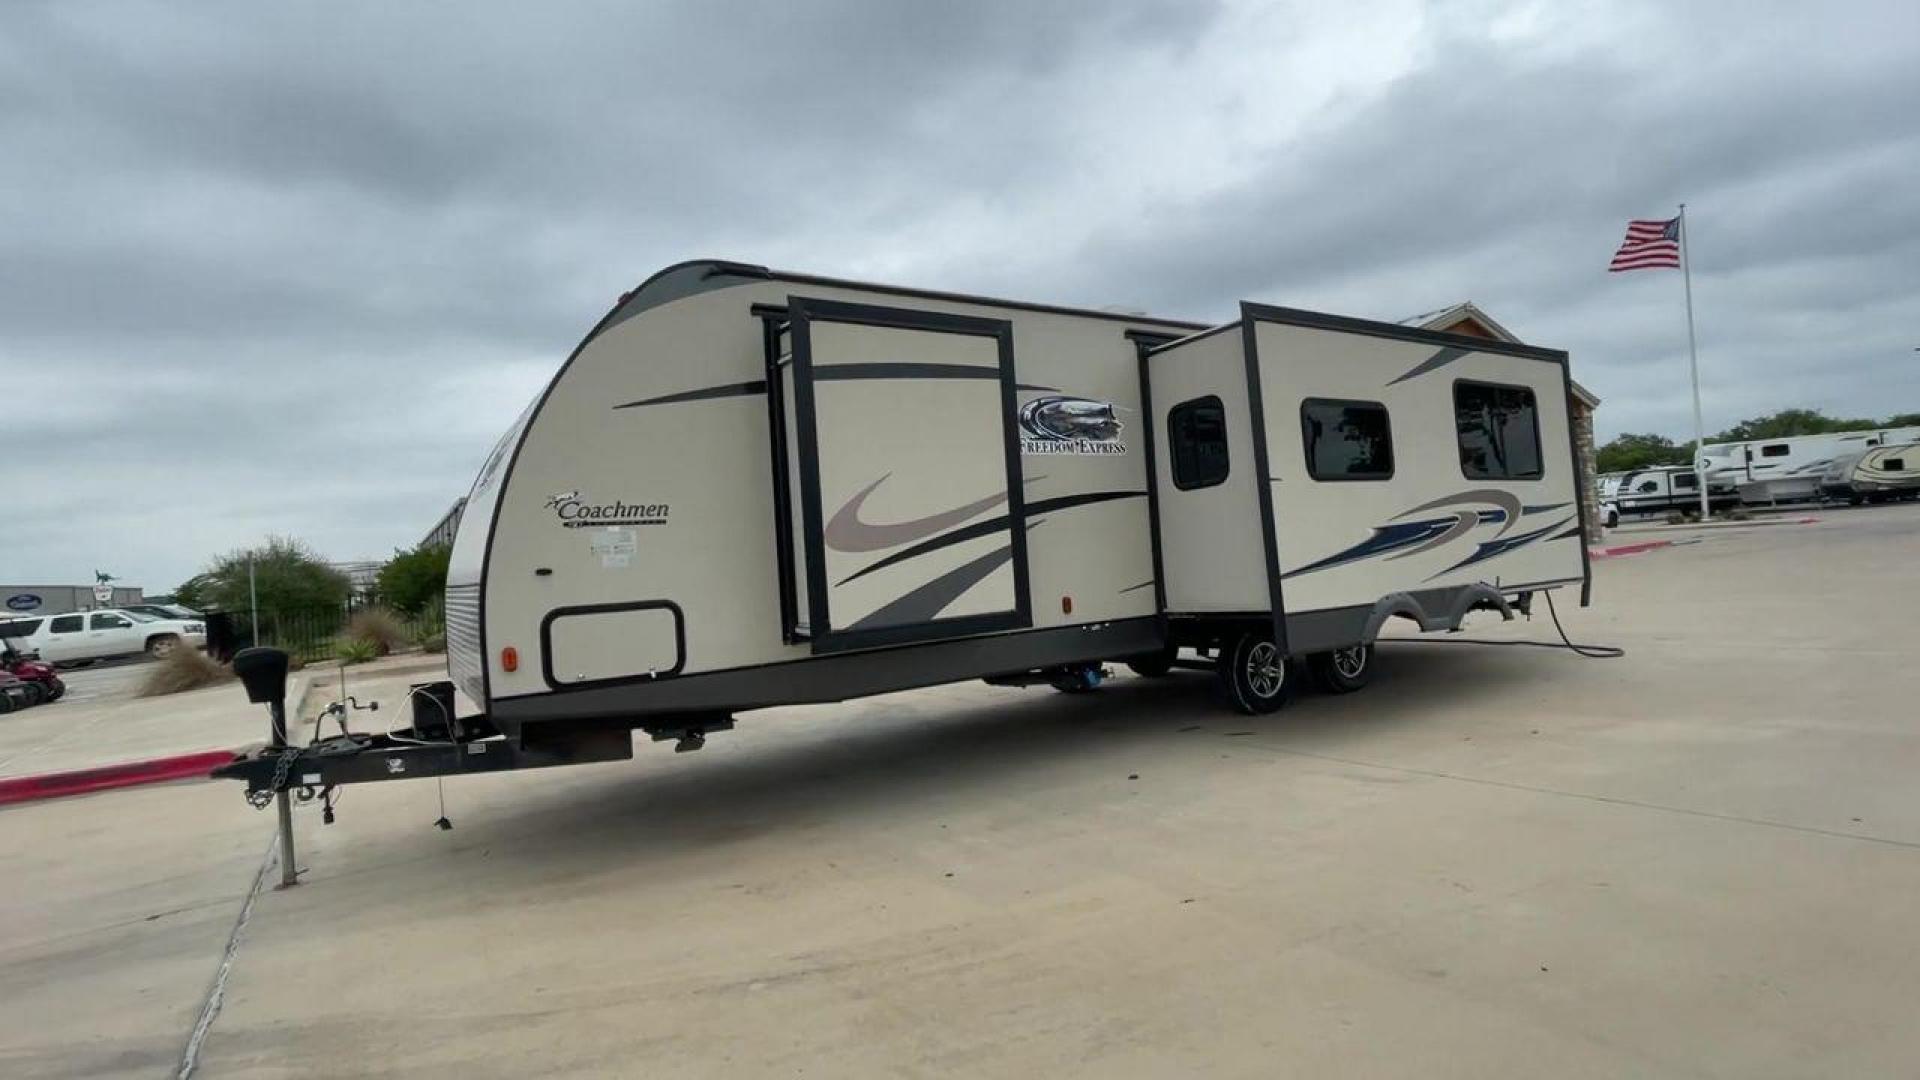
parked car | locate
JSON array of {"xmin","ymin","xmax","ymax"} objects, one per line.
[
  {"xmin": 0, "ymin": 609, "xmax": 206, "ymax": 666},
  {"xmin": 121, "ymin": 602, "xmax": 204, "ymax": 622},
  {"xmin": 0, "ymin": 633, "xmax": 64, "ymax": 703}
]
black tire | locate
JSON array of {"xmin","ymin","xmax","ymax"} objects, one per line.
[
  {"xmin": 1603, "ymin": 507, "xmax": 1619, "ymax": 528},
  {"xmin": 46, "ymin": 679, "xmax": 64, "ymax": 702},
  {"xmin": 21, "ymin": 683, "xmax": 44, "ymax": 707},
  {"xmin": 1125, "ymin": 647, "xmax": 1177, "ymax": 678},
  {"xmin": 1219, "ymin": 630, "xmax": 1290, "ymax": 715},
  {"xmin": 1307, "ymin": 644, "xmax": 1374, "ymax": 694},
  {"xmin": 146, "ymin": 634, "xmax": 180, "ymax": 658}
]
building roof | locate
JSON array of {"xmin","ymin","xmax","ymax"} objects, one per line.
[{"xmin": 1403, "ymin": 301, "xmax": 1599, "ymax": 409}]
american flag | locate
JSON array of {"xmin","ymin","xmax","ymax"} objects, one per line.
[{"xmin": 1608, "ymin": 216, "xmax": 1682, "ymax": 271}]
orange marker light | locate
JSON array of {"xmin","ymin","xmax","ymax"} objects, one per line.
[{"xmin": 501, "ymin": 646, "xmax": 519, "ymax": 672}]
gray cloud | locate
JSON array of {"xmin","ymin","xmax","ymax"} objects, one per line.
[{"xmin": 4, "ymin": 0, "xmax": 1917, "ymax": 590}]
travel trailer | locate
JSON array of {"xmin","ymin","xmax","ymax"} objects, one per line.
[
  {"xmin": 1819, "ymin": 442, "xmax": 1920, "ymax": 503},
  {"xmin": 1700, "ymin": 427, "xmax": 1920, "ymax": 505},
  {"xmin": 1599, "ymin": 465, "xmax": 1738, "ymax": 527},
  {"xmin": 215, "ymin": 261, "xmax": 1589, "ymax": 810}
]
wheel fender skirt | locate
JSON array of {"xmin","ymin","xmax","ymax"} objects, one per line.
[
  {"xmin": 1444, "ymin": 583, "xmax": 1515, "ymax": 627},
  {"xmin": 1361, "ymin": 593, "xmax": 1432, "ymax": 640},
  {"xmin": 1360, "ymin": 584, "xmax": 1514, "ymax": 641}
]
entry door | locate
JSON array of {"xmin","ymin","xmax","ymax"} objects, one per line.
[{"xmin": 785, "ymin": 297, "xmax": 1031, "ymax": 653}]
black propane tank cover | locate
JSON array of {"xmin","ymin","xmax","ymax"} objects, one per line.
[{"xmin": 232, "ymin": 647, "xmax": 290, "ymax": 705}]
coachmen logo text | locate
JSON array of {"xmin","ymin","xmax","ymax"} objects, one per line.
[
  {"xmin": 546, "ymin": 491, "xmax": 670, "ymax": 528},
  {"xmin": 1018, "ymin": 395, "xmax": 1128, "ymax": 456}
]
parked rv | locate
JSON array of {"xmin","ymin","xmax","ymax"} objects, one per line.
[
  {"xmin": 216, "ymin": 260, "xmax": 1590, "ymax": 813},
  {"xmin": 1700, "ymin": 427, "xmax": 1920, "ymax": 505},
  {"xmin": 1819, "ymin": 442, "xmax": 1920, "ymax": 503},
  {"xmin": 1599, "ymin": 466, "xmax": 1739, "ymax": 527}
]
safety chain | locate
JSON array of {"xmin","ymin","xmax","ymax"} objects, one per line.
[{"xmin": 244, "ymin": 744, "xmax": 304, "ymax": 809}]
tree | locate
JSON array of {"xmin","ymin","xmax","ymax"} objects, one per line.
[
  {"xmin": 1713, "ymin": 408, "xmax": 1879, "ymax": 442},
  {"xmin": 374, "ymin": 544, "xmax": 451, "ymax": 616},
  {"xmin": 1880, "ymin": 412, "xmax": 1920, "ymax": 428},
  {"xmin": 174, "ymin": 536, "xmax": 350, "ymax": 615},
  {"xmin": 1596, "ymin": 432, "xmax": 1692, "ymax": 474}
]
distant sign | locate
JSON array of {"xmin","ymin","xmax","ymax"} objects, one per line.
[
  {"xmin": 5, "ymin": 594, "xmax": 42, "ymax": 612},
  {"xmin": 92, "ymin": 583, "xmax": 114, "ymax": 605}
]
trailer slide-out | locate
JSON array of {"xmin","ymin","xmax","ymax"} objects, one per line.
[{"xmin": 215, "ymin": 260, "xmax": 1589, "ymax": 811}]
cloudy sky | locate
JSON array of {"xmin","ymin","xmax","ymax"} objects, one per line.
[{"xmin": 5, "ymin": 0, "xmax": 1917, "ymax": 590}]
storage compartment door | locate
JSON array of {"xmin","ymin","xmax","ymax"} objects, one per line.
[{"xmin": 788, "ymin": 297, "xmax": 1031, "ymax": 653}]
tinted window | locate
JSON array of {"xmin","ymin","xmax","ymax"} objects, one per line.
[
  {"xmin": 91, "ymin": 613, "xmax": 132, "ymax": 629},
  {"xmin": 1168, "ymin": 396, "xmax": 1230, "ymax": 490},
  {"xmin": 50, "ymin": 615, "xmax": 83, "ymax": 633},
  {"xmin": 1301, "ymin": 399, "xmax": 1393, "ymax": 480},
  {"xmin": 1455, "ymin": 381, "xmax": 1543, "ymax": 480},
  {"xmin": 1674, "ymin": 472, "xmax": 1697, "ymax": 489},
  {"xmin": 0, "ymin": 618, "xmax": 43, "ymax": 637},
  {"xmin": 1761, "ymin": 444, "xmax": 1790, "ymax": 458},
  {"xmin": 1884, "ymin": 458, "xmax": 1906, "ymax": 471}
]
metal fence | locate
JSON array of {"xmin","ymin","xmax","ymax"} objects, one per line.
[{"xmin": 207, "ymin": 601, "xmax": 441, "ymax": 663}]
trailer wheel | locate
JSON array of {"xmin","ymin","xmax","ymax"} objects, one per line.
[
  {"xmin": 1220, "ymin": 631, "xmax": 1289, "ymax": 715},
  {"xmin": 1307, "ymin": 644, "xmax": 1373, "ymax": 694}
]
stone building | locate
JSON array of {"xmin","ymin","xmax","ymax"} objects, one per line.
[{"xmin": 1404, "ymin": 302, "xmax": 1603, "ymax": 543}]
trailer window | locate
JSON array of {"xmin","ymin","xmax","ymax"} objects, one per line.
[
  {"xmin": 1674, "ymin": 472, "xmax": 1697, "ymax": 489},
  {"xmin": 1454, "ymin": 381, "xmax": 1543, "ymax": 480},
  {"xmin": 1168, "ymin": 396, "xmax": 1230, "ymax": 490},
  {"xmin": 1761, "ymin": 444, "xmax": 1790, "ymax": 458},
  {"xmin": 1300, "ymin": 399, "xmax": 1393, "ymax": 481}
]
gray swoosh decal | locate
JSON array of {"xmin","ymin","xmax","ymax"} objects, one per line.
[
  {"xmin": 1385, "ymin": 346, "xmax": 1470, "ymax": 387},
  {"xmin": 824, "ymin": 474, "xmax": 1009, "ymax": 553},
  {"xmin": 1393, "ymin": 489, "xmax": 1524, "ymax": 537},
  {"xmin": 834, "ymin": 490, "xmax": 1142, "ymax": 586},
  {"xmin": 846, "ymin": 534, "xmax": 1030, "ymax": 630}
]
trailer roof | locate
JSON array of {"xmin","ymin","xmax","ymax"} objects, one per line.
[{"xmin": 594, "ymin": 259, "xmax": 1213, "ymax": 345}]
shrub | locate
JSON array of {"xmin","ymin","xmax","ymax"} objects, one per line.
[
  {"xmin": 336, "ymin": 637, "xmax": 379, "ymax": 664},
  {"xmin": 346, "ymin": 608, "xmax": 408, "ymax": 656},
  {"xmin": 416, "ymin": 629, "xmax": 446, "ymax": 654},
  {"xmin": 138, "ymin": 648, "xmax": 232, "ymax": 697},
  {"xmin": 373, "ymin": 544, "xmax": 451, "ymax": 616}
]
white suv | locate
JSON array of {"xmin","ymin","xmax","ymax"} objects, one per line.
[{"xmin": 0, "ymin": 609, "xmax": 207, "ymax": 666}]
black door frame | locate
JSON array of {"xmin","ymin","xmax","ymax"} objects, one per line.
[{"xmin": 786, "ymin": 296, "xmax": 1033, "ymax": 654}]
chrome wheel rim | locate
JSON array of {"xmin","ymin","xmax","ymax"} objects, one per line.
[
  {"xmin": 1332, "ymin": 645, "xmax": 1368, "ymax": 680},
  {"xmin": 1245, "ymin": 641, "xmax": 1285, "ymax": 698}
]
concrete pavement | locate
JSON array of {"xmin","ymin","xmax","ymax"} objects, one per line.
[{"xmin": 4, "ymin": 506, "xmax": 1920, "ymax": 1077}]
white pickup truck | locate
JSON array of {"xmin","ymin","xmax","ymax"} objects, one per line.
[{"xmin": 0, "ymin": 609, "xmax": 207, "ymax": 666}]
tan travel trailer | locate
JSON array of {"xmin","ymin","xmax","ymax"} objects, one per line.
[
  {"xmin": 1820, "ymin": 442, "xmax": 1920, "ymax": 503},
  {"xmin": 445, "ymin": 260, "xmax": 1587, "ymax": 732},
  {"xmin": 217, "ymin": 261, "xmax": 1590, "ymax": 816}
]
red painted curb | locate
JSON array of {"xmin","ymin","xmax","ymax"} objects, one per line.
[
  {"xmin": 0, "ymin": 749, "xmax": 238, "ymax": 807},
  {"xmin": 1589, "ymin": 539, "xmax": 1675, "ymax": 559}
]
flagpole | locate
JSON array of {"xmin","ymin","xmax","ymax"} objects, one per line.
[{"xmin": 1679, "ymin": 203, "xmax": 1710, "ymax": 520}]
